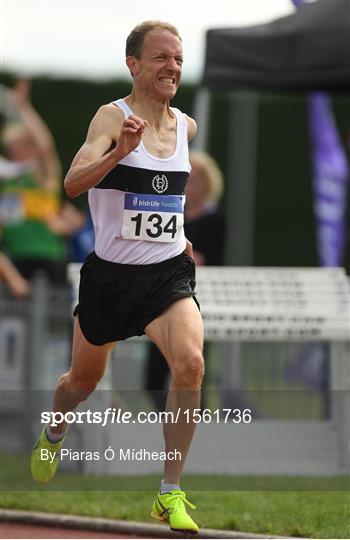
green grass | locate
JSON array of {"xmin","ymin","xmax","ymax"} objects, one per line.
[
  {"xmin": 1, "ymin": 454, "xmax": 349, "ymax": 538},
  {"xmin": 2, "ymin": 489, "xmax": 349, "ymax": 538}
]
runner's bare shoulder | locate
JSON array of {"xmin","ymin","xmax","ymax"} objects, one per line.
[
  {"xmin": 183, "ymin": 114, "xmax": 197, "ymax": 142},
  {"xmin": 105, "ymin": 102, "xmax": 127, "ymax": 134},
  {"xmin": 92, "ymin": 103, "xmax": 124, "ymax": 138}
]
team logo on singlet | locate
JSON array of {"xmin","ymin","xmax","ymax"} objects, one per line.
[{"xmin": 152, "ymin": 174, "xmax": 168, "ymax": 194}]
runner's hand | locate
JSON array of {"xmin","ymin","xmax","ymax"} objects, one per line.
[
  {"xmin": 114, "ymin": 115, "xmax": 147, "ymax": 157},
  {"xmin": 184, "ymin": 238, "xmax": 194, "ymax": 259}
]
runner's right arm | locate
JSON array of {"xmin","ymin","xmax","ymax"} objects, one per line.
[{"xmin": 64, "ymin": 105, "xmax": 147, "ymax": 198}]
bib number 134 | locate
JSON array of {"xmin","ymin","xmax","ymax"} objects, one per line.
[
  {"xmin": 121, "ymin": 193, "xmax": 184, "ymax": 243},
  {"xmin": 131, "ymin": 213, "xmax": 178, "ymax": 239}
]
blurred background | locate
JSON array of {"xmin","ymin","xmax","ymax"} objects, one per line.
[
  {"xmin": 1, "ymin": 0, "xmax": 349, "ymax": 485},
  {"xmin": 1, "ymin": 0, "xmax": 349, "ymax": 268}
]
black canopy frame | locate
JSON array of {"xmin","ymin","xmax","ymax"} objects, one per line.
[
  {"xmin": 193, "ymin": 0, "xmax": 350, "ymax": 265},
  {"xmin": 203, "ymin": 0, "xmax": 350, "ymax": 93}
]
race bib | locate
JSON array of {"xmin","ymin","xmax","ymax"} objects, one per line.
[{"xmin": 121, "ymin": 193, "xmax": 184, "ymax": 242}]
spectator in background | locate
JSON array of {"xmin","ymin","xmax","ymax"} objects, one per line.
[
  {"xmin": 0, "ymin": 251, "xmax": 30, "ymax": 298},
  {"xmin": 0, "ymin": 80, "xmax": 83, "ymax": 284},
  {"xmin": 145, "ymin": 150, "xmax": 226, "ymax": 411},
  {"xmin": 68, "ymin": 207, "xmax": 95, "ymax": 263}
]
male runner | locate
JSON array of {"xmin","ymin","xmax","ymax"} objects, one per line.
[{"xmin": 31, "ymin": 21, "xmax": 204, "ymax": 534}]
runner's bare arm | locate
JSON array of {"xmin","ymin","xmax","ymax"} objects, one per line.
[
  {"xmin": 184, "ymin": 238, "xmax": 194, "ymax": 258},
  {"xmin": 184, "ymin": 114, "xmax": 197, "ymax": 142},
  {"xmin": 64, "ymin": 105, "xmax": 147, "ymax": 198},
  {"xmin": 183, "ymin": 115, "xmax": 196, "ymax": 258}
]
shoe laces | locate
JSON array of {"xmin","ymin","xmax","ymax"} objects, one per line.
[{"xmin": 169, "ymin": 491, "xmax": 196, "ymax": 514}]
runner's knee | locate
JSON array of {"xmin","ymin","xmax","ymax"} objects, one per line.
[
  {"xmin": 65, "ymin": 373, "xmax": 99, "ymax": 402},
  {"xmin": 171, "ymin": 349, "xmax": 204, "ymax": 388}
]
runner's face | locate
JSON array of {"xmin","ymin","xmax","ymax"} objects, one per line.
[{"xmin": 136, "ymin": 30, "xmax": 183, "ymax": 100}]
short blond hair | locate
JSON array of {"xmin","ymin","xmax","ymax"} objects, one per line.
[
  {"xmin": 126, "ymin": 20, "xmax": 181, "ymax": 58},
  {"xmin": 189, "ymin": 150, "xmax": 224, "ymax": 203}
]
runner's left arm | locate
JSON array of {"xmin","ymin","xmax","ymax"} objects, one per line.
[{"xmin": 184, "ymin": 114, "xmax": 197, "ymax": 257}]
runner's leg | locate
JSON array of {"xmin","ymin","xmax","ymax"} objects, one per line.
[
  {"xmin": 145, "ymin": 297, "xmax": 204, "ymax": 484},
  {"xmin": 50, "ymin": 317, "xmax": 117, "ymax": 435}
]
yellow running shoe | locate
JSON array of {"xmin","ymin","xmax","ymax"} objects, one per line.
[
  {"xmin": 31, "ymin": 428, "xmax": 65, "ymax": 484},
  {"xmin": 151, "ymin": 490, "xmax": 199, "ymax": 534}
]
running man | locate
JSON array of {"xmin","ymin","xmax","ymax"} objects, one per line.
[{"xmin": 31, "ymin": 21, "xmax": 204, "ymax": 534}]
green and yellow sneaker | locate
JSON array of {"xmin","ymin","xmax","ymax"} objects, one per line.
[
  {"xmin": 31, "ymin": 428, "xmax": 65, "ymax": 484},
  {"xmin": 151, "ymin": 490, "xmax": 199, "ymax": 534}
]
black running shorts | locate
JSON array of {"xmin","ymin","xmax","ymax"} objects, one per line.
[{"xmin": 74, "ymin": 251, "xmax": 199, "ymax": 345}]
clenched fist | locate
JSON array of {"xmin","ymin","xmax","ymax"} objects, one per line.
[{"xmin": 114, "ymin": 114, "xmax": 148, "ymax": 158}]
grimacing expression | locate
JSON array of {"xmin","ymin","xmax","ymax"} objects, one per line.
[{"xmin": 129, "ymin": 29, "xmax": 183, "ymax": 100}]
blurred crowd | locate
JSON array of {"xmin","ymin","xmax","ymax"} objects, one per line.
[{"xmin": 0, "ymin": 80, "xmax": 94, "ymax": 297}]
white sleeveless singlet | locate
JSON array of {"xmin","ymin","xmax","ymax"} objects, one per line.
[{"xmin": 88, "ymin": 99, "xmax": 191, "ymax": 264}]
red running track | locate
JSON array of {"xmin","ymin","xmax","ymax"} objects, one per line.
[{"xmin": 1, "ymin": 522, "xmax": 151, "ymax": 539}]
